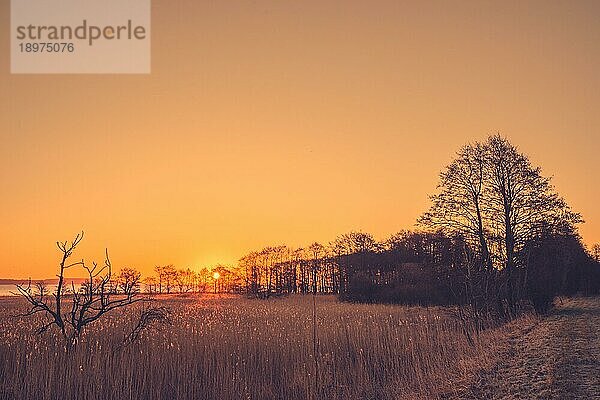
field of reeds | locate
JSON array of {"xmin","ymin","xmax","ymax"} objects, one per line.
[{"xmin": 0, "ymin": 295, "xmax": 534, "ymax": 400}]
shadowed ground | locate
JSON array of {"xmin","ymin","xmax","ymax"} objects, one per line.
[{"xmin": 455, "ymin": 297, "xmax": 600, "ymax": 400}]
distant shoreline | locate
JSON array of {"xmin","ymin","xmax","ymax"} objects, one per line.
[{"xmin": 0, "ymin": 278, "xmax": 88, "ymax": 285}]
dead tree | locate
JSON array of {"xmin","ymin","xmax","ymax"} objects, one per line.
[
  {"xmin": 117, "ymin": 267, "xmax": 142, "ymax": 294},
  {"xmin": 16, "ymin": 232, "xmax": 148, "ymax": 348},
  {"xmin": 16, "ymin": 233, "xmax": 86, "ymax": 338}
]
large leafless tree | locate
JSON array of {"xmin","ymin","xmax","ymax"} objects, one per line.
[
  {"xmin": 16, "ymin": 233, "xmax": 149, "ymax": 348},
  {"xmin": 420, "ymin": 134, "xmax": 582, "ymax": 315}
]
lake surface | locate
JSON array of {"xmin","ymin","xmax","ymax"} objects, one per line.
[{"xmin": 0, "ymin": 284, "xmax": 60, "ymax": 297}]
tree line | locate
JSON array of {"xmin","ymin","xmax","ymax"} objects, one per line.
[
  {"xmin": 28, "ymin": 263, "xmax": 245, "ymax": 297},
  {"xmin": 240, "ymin": 135, "xmax": 600, "ymax": 322},
  {"xmin": 17, "ymin": 134, "xmax": 600, "ymax": 344},
  {"xmin": 239, "ymin": 230, "xmax": 459, "ymax": 301},
  {"xmin": 144, "ymin": 264, "xmax": 244, "ymax": 294}
]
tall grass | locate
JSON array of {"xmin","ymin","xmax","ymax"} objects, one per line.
[{"xmin": 0, "ymin": 295, "xmax": 531, "ymax": 400}]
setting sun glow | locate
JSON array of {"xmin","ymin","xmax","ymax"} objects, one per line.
[{"xmin": 1, "ymin": 1, "xmax": 599, "ymax": 279}]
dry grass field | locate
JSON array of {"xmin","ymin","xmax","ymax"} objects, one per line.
[{"xmin": 0, "ymin": 295, "xmax": 535, "ymax": 400}]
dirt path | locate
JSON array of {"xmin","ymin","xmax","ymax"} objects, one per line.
[{"xmin": 460, "ymin": 297, "xmax": 600, "ymax": 400}]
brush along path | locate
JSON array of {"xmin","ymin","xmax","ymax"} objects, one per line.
[{"xmin": 458, "ymin": 297, "xmax": 600, "ymax": 400}]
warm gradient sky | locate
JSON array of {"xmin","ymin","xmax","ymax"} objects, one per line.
[{"xmin": 1, "ymin": 0, "xmax": 599, "ymax": 279}]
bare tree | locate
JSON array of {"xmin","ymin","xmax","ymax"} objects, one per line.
[
  {"xmin": 485, "ymin": 135, "xmax": 581, "ymax": 272},
  {"xmin": 419, "ymin": 142, "xmax": 491, "ymax": 270},
  {"xmin": 418, "ymin": 142, "xmax": 497, "ymax": 321},
  {"xmin": 420, "ymin": 134, "xmax": 582, "ymax": 317},
  {"xmin": 154, "ymin": 265, "xmax": 166, "ymax": 293},
  {"xmin": 175, "ymin": 268, "xmax": 196, "ymax": 293},
  {"xmin": 162, "ymin": 265, "xmax": 178, "ymax": 294},
  {"xmin": 67, "ymin": 251, "xmax": 145, "ymax": 345},
  {"xmin": 144, "ymin": 276, "xmax": 158, "ymax": 294},
  {"xmin": 308, "ymin": 243, "xmax": 325, "ymax": 294},
  {"xmin": 117, "ymin": 267, "xmax": 142, "ymax": 294},
  {"xmin": 485, "ymin": 135, "xmax": 582, "ymax": 313},
  {"xmin": 16, "ymin": 233, "xmax": 85, "ymax": 338},
  {"xmin": 16, "ymin": 232, "xmax": 147, "ymax": 348}
]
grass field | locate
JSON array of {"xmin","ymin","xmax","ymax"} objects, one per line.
[{"xmin": 0, "ymin": 295, "xmax": 534, "ymax": 400}]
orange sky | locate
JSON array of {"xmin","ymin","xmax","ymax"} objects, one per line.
[{"xmin": 1, "ymin": 0, "xmax": 599, "ymax": 279}]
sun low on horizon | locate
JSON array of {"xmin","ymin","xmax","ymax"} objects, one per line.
[{"xmin": 1, "ymin": 0, "xmax": 600, "ymax": 280}]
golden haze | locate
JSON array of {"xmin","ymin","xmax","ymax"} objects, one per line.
[{"xmin": 1, "ymin": 0, "xmax": 599, "ymax": 279}]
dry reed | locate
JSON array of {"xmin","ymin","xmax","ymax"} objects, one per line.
[{"xmin": 0, "ymin": 295, "xmax": 533, "ymax": 400}]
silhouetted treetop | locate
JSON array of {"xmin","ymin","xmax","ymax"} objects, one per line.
[{"xmin": 420, "ymin": 134, "xmax": 582, "ymax": 270}]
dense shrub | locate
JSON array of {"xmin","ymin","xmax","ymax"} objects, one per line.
[{"xmin": 343, "ymin": 263, "xmax": 452, "ymax": 306}]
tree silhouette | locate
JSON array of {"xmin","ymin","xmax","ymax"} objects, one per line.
[
  {"xmin": 420, "ymin": 142, "xmax": 492, "ymax": 270},
  {"xmin": 117, "ymin": 267, "xmax": 142, "ymax": 294},
  {"xmin": 420, "ymin": 134, "xmax": 582, "ymax": 316},
  {"xmin": 16, "ymin": 233, "xmax": 147, "ymax": 348},
  {"xmin": 485, "ymin": 135, "xmax": 581, "ymax": 271}
]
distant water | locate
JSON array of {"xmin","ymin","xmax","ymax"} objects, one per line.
[
  {"xmin": 0, "ymin": 284, "xmax": 60, "ymax": 297},
  {"xmin": 0, "ymin": 284, "xmax": 158, "ymax": 297}
]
